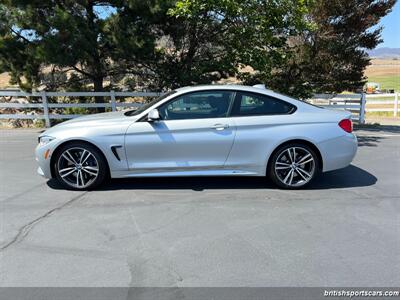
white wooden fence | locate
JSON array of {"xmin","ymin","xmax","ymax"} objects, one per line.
[
  {"xmin": 1, "ymin": 90, "xmax": 398, "ymax": 127},
  {"xmin": 309, "ymin": 93, "xmax": 366, "ymax": 124},
  {"xmin": 363, "ymin": 93, "xmax": 399, "ymax": 116},
  {"xmin": 0, "ymin": 90, "xmax": 162, "ymax": 127}
]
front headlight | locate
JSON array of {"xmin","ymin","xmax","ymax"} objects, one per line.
[{"xmin": 38, "ymin": 136, "xmax": 55, "ymax": 146}]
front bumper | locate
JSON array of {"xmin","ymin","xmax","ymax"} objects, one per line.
[
  {"xmin": 37, "ymin": 166, "xmax": 45, "ymax": 177},
  {"xmin": 35, "ymin": 143, "xmax": 55, "ymax": 179}
]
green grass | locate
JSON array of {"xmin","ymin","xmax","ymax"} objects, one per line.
[
  {"xmin": 366, "ymin": 111, "xmax": 398, "ymax": 117},
  {"xmin": 365, "ymin": 96, "xmax": 397, "ymax": 101},
  {"xmin": 367, "ymin": 75, "xmax": 400, "ymax": 92}
]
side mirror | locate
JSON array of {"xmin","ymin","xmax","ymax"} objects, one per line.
[{"xmin": 147, "ymin": 109, "xmax": 160, "ymax": 122}]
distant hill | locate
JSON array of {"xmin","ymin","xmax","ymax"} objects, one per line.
[{"xmin": 367, "ymin": 47, "xmax": 400, "ymax": 58}]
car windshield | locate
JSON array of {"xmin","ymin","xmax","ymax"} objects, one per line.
[{"xmin": 125, "ymin": 90, "xmax": 177, "ymax": 116}]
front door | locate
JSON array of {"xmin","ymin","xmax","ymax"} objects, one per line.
[{"xmin": 125, "ymin": 90, "xmax": 236, "ymax": 173}]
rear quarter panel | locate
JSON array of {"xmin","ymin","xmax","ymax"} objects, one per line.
[{"xmin": 225, "ymin": 110, "xmax": 351, "ymax": 175}]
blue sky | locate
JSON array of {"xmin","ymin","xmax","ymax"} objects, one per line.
[{"xmin": 379, "ymin": 0, "xmax": 400, "ymax": 48}]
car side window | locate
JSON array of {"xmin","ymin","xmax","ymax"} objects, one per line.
[
  {"xmin": 231, "ymin": 92, "xmax": 296, "ymax": 116},
  {"xmin": 158, "ymin": 91, "xmax": 234, "ymax": 120}
]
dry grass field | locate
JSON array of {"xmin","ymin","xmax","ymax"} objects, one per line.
[
  {"xmin": 366, "ymin": 59, "xmax": 400, "ymax": 76},
  {"xmin": 365, "ymin": 58, "xmax": 400, "ymax": 92},
  {"xmin": 0, "ymin": 58, "xmax": 398, "ymax": 90},
  {"xmin": 364, "ymin": 58, "xmax": 400, "ymax": 122}
]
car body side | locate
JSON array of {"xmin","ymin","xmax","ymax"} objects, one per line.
[{"xmin": 36, "ymin": 85, "xmax": 357, "ymax": 179}]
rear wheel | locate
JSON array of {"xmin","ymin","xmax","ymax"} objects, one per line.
[
  {"xmin": 54, "ymin": 142, "xmax": 107, "ymax": 190},
  {"xmin": 268, "ymin": 143, "xmax": 319, "ymax": 189}
]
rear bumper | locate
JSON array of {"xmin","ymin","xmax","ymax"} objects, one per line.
[{"xmin": 318, "ymin": 134, "xmax": 358, "ymax": 172}]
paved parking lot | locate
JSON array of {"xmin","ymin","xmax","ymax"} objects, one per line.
[{"xmin": 0, "ymin": 127, "xmax": 399, "ymax": 287}]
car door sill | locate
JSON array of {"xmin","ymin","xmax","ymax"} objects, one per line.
[{"xmin": 111, "ymin": 169, "xmax": 260, "ymax": 178}]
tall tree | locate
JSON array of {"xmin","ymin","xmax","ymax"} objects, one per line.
[
  {"xmin": 146, "ymin": 7, "xmax": 238, "ymax": 89},
  {"xmin": 169, "ymin": 0, "xmax": 396, "ymax": 98},
  {"xmin": 1, "ymin": 0, "xmax": 395, "ymax": 100},
  {"xmin": 167, "ymin": 0, "xmax": 310, "ymax": 89},
  {"xmin": 0, "ymin": 0, "xmax": 162, "ymax": 97},
  {"xmin": 257, "ymin": 0, "xmax": 397, "ymax": 98}
]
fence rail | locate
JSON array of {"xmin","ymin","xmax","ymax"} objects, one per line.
[
  {"xmin": 363, "ymin": 93, "xmax": 399, "ymax": 115},
  {"xmin": 1, "ymin": 90, "xmax": 398, "ymax": 127},
  {"xmin": 308, "ymin": 93, "xmax": 366, "ymax": 123},
  {"xmin": 0, "ymin": 90, "xmax": 162, "ymax": 127}
]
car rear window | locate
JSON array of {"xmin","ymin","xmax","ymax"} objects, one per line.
[{"xmin": 231, "ymin": 91, "xmax": 296, "ymax": 116}]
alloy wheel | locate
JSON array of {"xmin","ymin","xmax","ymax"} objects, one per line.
[
  {"xmin": 274, "ymin": 146, "xmax": 315, "ymax": 187},
  {"xmin": 57, "ymin": 147, "xmax": 99, "ymax": 189}
]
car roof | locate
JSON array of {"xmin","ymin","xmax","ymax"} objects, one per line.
[
  {"xmin": 176, "ymin": 84, "xmax": 268, "ymax": 93},
  {"xmin": 174, "ymin": 84, "xmax": 300, "ymax": 105}
]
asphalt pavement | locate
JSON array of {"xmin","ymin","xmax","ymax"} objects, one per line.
[{"xmin": 0, "ymin": 127, "xmax": 399, "ymax": 288}]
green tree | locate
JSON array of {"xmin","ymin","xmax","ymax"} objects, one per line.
[
  {"xmin": 0, "ymin": 0, "xmax": 162, "ymax": 99},
  {"xmin": 1, "ymin": 0, "xmax": 395, "ymax": 101},
  {"xmin": 0, "ymin": 0, "xmax": 237, "ymax": 93},
  {"xmin": 146, "ymin": 8, "xmax": 238, "ymax": 89},
  {"xmin": 265, "ymin": 0, "xmax": 397, "ymax": 98},
  {"xmin": 168, "ymin": 0, "xmax": 310, "ymax": 90},
  {"xmin": 169, "ymin": 0, "xmax": 396, "ymax": 98},
  {"xmin": 113, "ymin": 0, "xmax": 240, "ymax": 89}
]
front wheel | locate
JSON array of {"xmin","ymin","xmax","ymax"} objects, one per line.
[
  {"xmin": 54, "ymin": 142, "xmax": 108, "ymax": 190},
  {"xmin": 268, "ymin": 143, "xmax": 319, "ymax": 189}
]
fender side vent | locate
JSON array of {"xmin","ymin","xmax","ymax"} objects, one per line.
[{"xmin": 111, "ymin": 145, "xmax": 122, "ymax": 161}]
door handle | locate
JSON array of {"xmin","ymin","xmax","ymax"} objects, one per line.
[{"xmin": 211, "ymin": 124, "xmax": 229, "ymax": 130}]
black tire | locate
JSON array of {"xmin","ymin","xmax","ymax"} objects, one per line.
[
  {"xmin": 268, "ymin": 142, "xmax": 320, "ymax": 189},
  {"xmin": 54, "ymin": 142, "xmax": 108, "ymax": 190}
]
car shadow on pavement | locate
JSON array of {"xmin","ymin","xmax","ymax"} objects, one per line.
[
  {"xmin": 355, "ymin": 124, "xmax": 400, "ymax": 134},
  {"xmin": 357, "ymin": 135, "xmax": 385, "ymax": 147},
  {"xmin": 355, "ymin": 124, "xmax": 400, "ymax": 147},
  {"xmin": 47, "ymin": 165, "xmax": 376, "ymax": 191},
  {"xmin": 309, "ymin": 165, "xmax": 377, "ymax": 189}
]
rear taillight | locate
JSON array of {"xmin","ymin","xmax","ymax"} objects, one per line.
[{"xmin": 338, "ymin": 119, "xmax": 353, "ymax": 133}]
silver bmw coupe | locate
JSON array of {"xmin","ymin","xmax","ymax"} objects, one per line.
[{"xmin": 36, "ymin": 85, "xmax": 357, "ymax": 190}]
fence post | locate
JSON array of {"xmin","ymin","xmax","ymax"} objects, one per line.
[
  {"xmin": 110, "ymin": 90, "xmax": 116, "ymax": 112},
  {"xmin": 394, "ymin": 92, "xmax": 398, "ymax": 117},
  {"xmin": 41, "ymin": 90, "xmax": 51, "ymax": 127},
  {"xmin": 359, "ymin": 93, "xmax": 366, "ymax": 124}
]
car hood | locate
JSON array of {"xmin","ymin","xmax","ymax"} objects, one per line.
[
  {"xmin": 63, "ymin": 111, "xmax": 128, "ymax": 124},
  {"xmin": 40, "ymin": 111, "xmax": 140, "ymax": 137}
]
